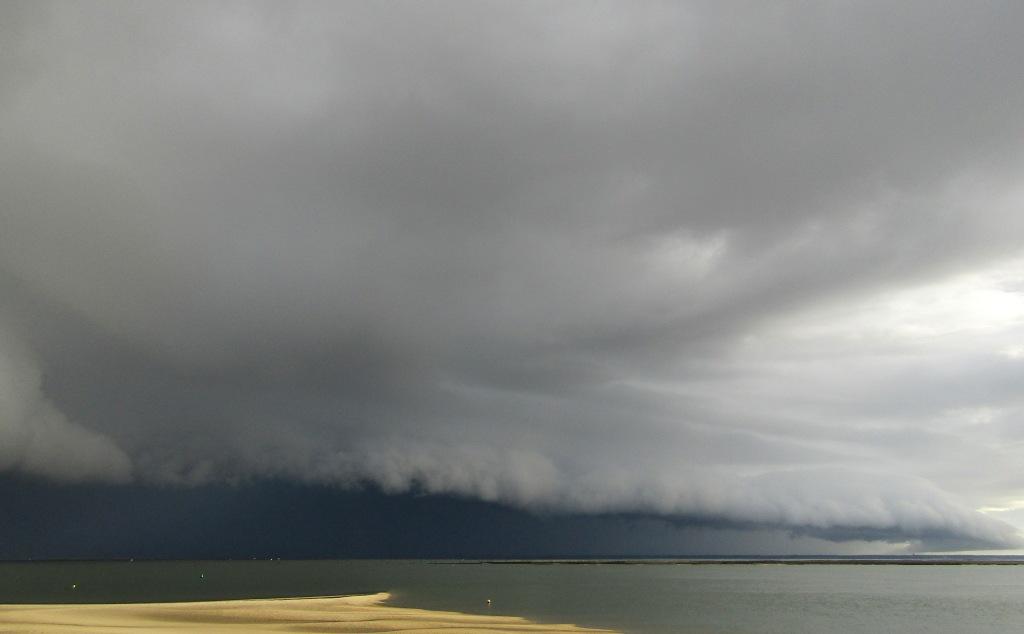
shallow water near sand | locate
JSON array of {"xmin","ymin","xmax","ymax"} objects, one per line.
[{"xmin": 5, "ymin": 559, "xmax": 1024, "ymax": 633}]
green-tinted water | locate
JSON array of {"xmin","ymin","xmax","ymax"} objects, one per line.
[{"xmin": 4, "ymin": 560, "xmax": 1024, "ymax": 633}]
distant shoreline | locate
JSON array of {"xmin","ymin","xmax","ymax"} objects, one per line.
[
  {"xmin": 451, "ymin": 558, "xmax": 1024, "ymax": 566},
  {"xmin": 5, "ymin": 556, "xmax": 1024, "ymax": 565}
]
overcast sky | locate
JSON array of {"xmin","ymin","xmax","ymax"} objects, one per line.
[{"xmin": 4, "ymin": 1, "xmax": 1024, "ymax": 554}]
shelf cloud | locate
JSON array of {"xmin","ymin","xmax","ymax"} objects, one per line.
[{"xmin": 4, "ymin": 1, "xmax": 1024, "ymax": 549}]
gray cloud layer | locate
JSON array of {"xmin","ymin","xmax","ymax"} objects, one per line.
[{"xmin": 3, "ymin": 1, "xmax": 1024, "ymax": 549}]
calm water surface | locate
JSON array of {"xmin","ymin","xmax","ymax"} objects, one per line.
[{"xmin": 3, "ymin": 560, "xmax": 1024, "ymax": 633}]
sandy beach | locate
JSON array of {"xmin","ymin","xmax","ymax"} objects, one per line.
[{"xmin": 0, "ymin": 592, "xmax": 615, "ymax": 633}]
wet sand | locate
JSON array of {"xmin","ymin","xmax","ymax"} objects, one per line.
[{"xmin": 0, "ymin": 591, "xmax": 615, "ymax": 633}]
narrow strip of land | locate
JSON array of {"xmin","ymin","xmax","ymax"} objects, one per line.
[
  {"xmin": 457, "ymin": 558, "xmax": 1024, "ymax": 565},
  {"xmin": 0, "ymin": 592, "xmax": 615, "ymax": 633}
]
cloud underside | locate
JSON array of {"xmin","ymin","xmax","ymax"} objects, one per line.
[
  {"xmin": 0, "ymin": 328, "xmax": 131, "ymax": 484},
  {"xmin": 3, "ymin": 1, "xmax": 1024, "ymax": 549}
]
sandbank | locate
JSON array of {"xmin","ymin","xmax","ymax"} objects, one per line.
[{"xmin": 0, "ymin": 591, "xmax": 615, "ymax": 633}]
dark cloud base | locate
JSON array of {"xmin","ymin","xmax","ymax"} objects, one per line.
[
  {"xmin": 0, "ymin": 477, "xmax": 679, "ymax": 560},
  {"xmin": 1, "ymin": 476, "xmax": 960, "ymax": 560}
]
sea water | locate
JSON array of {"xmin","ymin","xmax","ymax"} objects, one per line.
[{"xmin": 4, "ymin": 559, "xmax": 1024, "ymax": 633}]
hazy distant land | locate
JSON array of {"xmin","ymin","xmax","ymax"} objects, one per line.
[{"xmin": 460, "ymin": 556, "xmax": 1024, "ymax": 566}]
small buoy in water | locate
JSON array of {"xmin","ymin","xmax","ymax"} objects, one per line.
[
  {"xmin": 71, "ymin": 584, "xmax": 77, "ymax": 590},
  {"xmin": 486, "ymin": 599, "xmax": 492, "ymax": 606}
]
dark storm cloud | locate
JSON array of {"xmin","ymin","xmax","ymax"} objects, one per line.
[
  {"xmin": 3, "ymin": 1, "xmax": 1024, "ymax": 548},
  {"xmin": 0, "ymin": 476, "xmax": 901, "ymax": 560}
]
